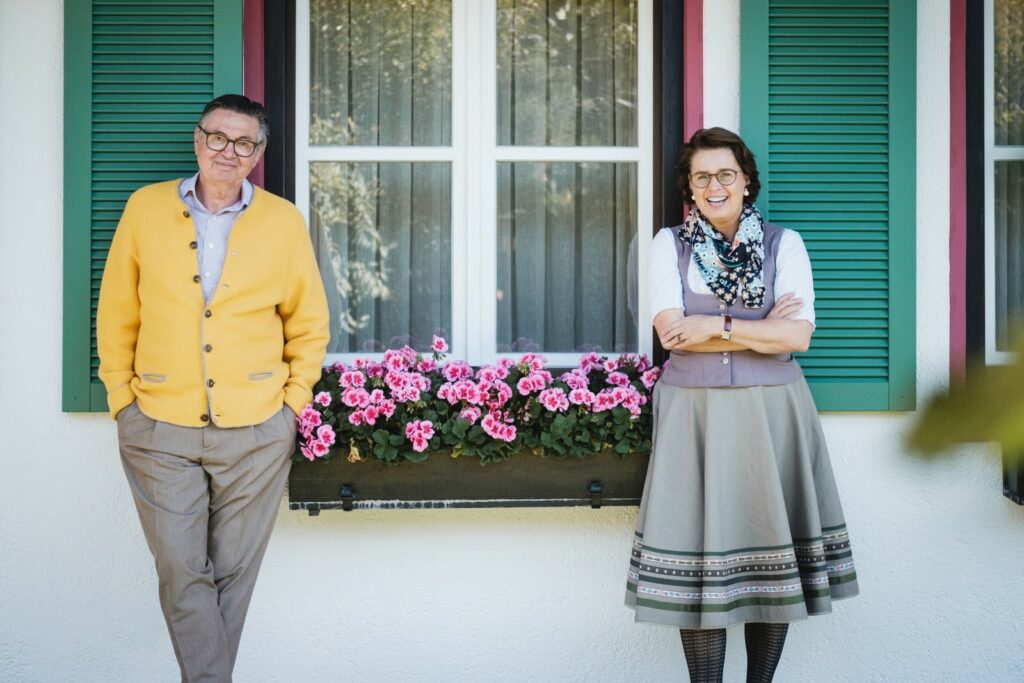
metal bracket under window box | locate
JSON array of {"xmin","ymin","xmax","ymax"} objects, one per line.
[{"xmin": 1004, "ymin": 449, "xmax": 1024, "ymax": 506}]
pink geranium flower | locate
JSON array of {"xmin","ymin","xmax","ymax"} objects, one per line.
[
  {"xmin": 404, "ymin": 420, "xmax": 435, "ymax": 451},
  {"xmin": 606, "ymin": 371, "xmax": 629, "ymax": 387},
  {"xmin": 568, "ymin": 388, "xmax": 595, "ymax": 406},
  {"xmin": 339, "ymin": 371, "xmax": 366, "ymax": 388},
  {"xmin": 494, "ymin": 382, "xmax": 513, "ymax": 406},
  {"xmin": 641, "ymin": 368, "xmax": 661, "ymax": 390},
  {"xmin": 592, "ymin": 391, "xmax": 618, "ymax": 412},
  {"xmin": 481, "ymin": 412, "xmax": 503, "ymax": 439},
  {"xmin": 442, "ymin": 360, "xmax": 473, "ymax": 382},
  {"xmin": 314, "ymin": 391, "xmax": 332, "ymax": 407},
  {"xmin": 538, "ymin": 388, "xmax": 569, "ymax": 412},
  {"xmin": 316, "ymin": 424, "xmax": 336, "ymax": 447},
  {"xmin": 560, "ymin": 370, "xmax": 588, "ymax": 390},
  {"xmin": 431, "ymin": 336, "xmax": 449, "ymax": 353},
  {"xmin": 518, "ymin": 352, "xmax": 546, "ymax": 372},
  {"xmin": 383, "ymin": 349, "xmax": 409, "ymax": 372},
  {"xmin": 393, "ymin": 386, "xmax": 421, "ymax": 403},
  {"xmin": 341, "ymin": 387, "xmax": 370, "ymax": 408},
  {"xmin": 459, "ymin": 406, "xmax": 481, "ymax": 425},
  {"xmin": 310, "ymin": 440, "xmax": 330, "ymax": 458}
]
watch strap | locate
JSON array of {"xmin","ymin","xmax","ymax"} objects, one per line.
[{"xmin": 720, "ymin": 314, "xmax": 733, "ymax": 340}]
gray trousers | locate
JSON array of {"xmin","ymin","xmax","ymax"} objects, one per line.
[{"xmin": 118, "ymin": 402, "xmax": 295, "ymax": 683}]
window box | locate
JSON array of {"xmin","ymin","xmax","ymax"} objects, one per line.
[{"xmin": 288, "ymin": 448, "xmax": 649, "ymax": 513}]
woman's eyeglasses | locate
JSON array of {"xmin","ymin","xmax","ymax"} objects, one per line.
[{"xmin": 689, "ymin": 169, "xmax": 738, "ymax": 188}]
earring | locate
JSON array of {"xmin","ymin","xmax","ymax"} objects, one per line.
[{"xmin": 743, "ymin": 188, "xmax": 749, "ymax": 197}]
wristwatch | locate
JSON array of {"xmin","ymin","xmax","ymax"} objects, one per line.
[{"xmin": 720, "ymin": 315, "xmax": 733, "ymax": 340}]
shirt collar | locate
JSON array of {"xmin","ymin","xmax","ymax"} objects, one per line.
[{"xmin": 179, "ymin": 172, "xmax": 254, "ymax": 214}]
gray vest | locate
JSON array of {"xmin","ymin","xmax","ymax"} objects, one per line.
[{"xmin": 659, "ymin": 222, "xmax": 804, "ymax": 388}]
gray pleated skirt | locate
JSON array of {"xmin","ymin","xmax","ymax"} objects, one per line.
[{"xmin": 625, "ymin": 378, "xmax": 859, "ymax": 629}]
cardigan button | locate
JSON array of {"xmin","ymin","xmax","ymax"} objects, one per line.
[
  {"xmin": 207, "ymin": 379, "xmax": 215, "ymax": 388},
  {"xmin": 200, "ymin": 413, "xmax": 209, "ymax": 422},
  {"xmin": 204, "ymin": 309, "xmax": 212, "ymax": 318},
  {"xmin": 204, "ymin": 344, "xmax": 213, "ymax": 352},
  {"xmin": 183, "ymin": 210, "xmax": 191, "ymax": 218},
  {"xmin": 189, "ymin": 241, "xmax": 198, "ymax": 250},
  {"xmin": 193, "ymin": 274, "xmax": 201, "ymax": 283}
]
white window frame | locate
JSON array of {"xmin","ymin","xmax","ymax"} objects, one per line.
[
  {"xmin": 984, "ymin": 0, "xmax": 1024, "ymax": 365},
  {"xmin": 296, "ymin": 0, "xmax": 653, "ymax": 367}
]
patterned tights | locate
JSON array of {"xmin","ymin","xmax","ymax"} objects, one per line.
[{"xmin": 679, "ymin": 623, "xmax": 789, "ymax": 683}]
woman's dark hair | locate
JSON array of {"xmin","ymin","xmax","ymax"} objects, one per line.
[{"xmin": 676, "ymin": 127, "xmax": 760, "ymax": 203}]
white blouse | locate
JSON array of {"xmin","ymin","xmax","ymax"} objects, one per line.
[{"xmin": 648, "ymin": 226, "xmax": 816, "ymax": 326}]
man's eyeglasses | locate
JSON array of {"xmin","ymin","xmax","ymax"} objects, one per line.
[
  {"xmin": 689, "ymin": 169, "xmax": 738, "ymax": 188},
  {"xmin": 197, "ymin": 125, "xmax": 262, "ymax": 158}
]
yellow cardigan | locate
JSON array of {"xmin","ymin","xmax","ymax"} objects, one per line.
[{"xmin": 97, "ymin": 180, "xmax": 329, "ymax": 427}]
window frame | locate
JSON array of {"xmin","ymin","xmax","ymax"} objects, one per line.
[
  {"xmin": 292, "ymin": 0, "xmax": 654, "ymax": 367},
  {"xmin": 982, "ymin": 0, "xmax": 1024, "ymax": 365}
]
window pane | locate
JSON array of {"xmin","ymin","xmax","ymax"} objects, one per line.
[
  {"xmin": 995, "ymin": 161, "xmax": 1024, "ymax": 350},
  {"xmin": 311, "ymin": 162, "xmax": 451, "ymax": 352},
  {"xmin": 496, "ymin": 0, "xmax": 637, "ymax": 146},
  {"xmin": 995, "ymin": 0, "xmax": 1024, "ymax": 145},
  {"xmin": 309, "ymin": 0, "xmax": 452, "ymax": 146},
  {"xmin": 497, "ymin": 162, "xmax": 637, "ymax": 353}
]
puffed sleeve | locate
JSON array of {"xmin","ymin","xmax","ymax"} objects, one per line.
[
  {"xmin": 649, "ymin": 227, "xmax": 686, "ymax": 324},
  {"xmin": 774, "ymin": 230, "xmax": 816, "ymax": 327}
]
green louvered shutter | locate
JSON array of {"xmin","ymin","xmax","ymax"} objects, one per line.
[
  {"xmin": 63, "ymin": 0, "xmax": 242, "ymax": 411},
  {"xmin": 740, "ymin": 0, "xmax": 915, "ymax": 411}
]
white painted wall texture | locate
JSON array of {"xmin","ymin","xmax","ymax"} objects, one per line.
[{"xmin": 2, "ymin": 1, "xmax": 1023, "ymax": 681}]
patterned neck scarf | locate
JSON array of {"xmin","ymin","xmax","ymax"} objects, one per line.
[{"xmin": 677, "ymin": 203, "xmax": 766, "ymax": 308}]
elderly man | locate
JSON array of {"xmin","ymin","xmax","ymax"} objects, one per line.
[{"xmin": 98, "ymin": 94, "xmax": 329, "ymax": 682}]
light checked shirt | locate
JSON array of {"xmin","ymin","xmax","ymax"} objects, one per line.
[{"xmin": 179, "ymin": 173, "xmax": 254, "ymax": 303}]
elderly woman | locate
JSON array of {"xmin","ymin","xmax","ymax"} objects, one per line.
[{"xmin": 625, "ymin": 128, "xmax": 858, "ymax": 682}]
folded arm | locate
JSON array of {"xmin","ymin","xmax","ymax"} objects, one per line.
[{"xmin": 655, "ymin": 293, "xmax": 813, "ymax": 355}]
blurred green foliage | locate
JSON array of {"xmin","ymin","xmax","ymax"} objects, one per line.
[{"xmin": 910, "ymin": 339, "xmax": 1024, "ymax": 456}]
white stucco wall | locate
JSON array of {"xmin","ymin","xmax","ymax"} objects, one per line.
[{"xmin": 2, "ymin": 1, "xmax": 1023, "ymax": 681}]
